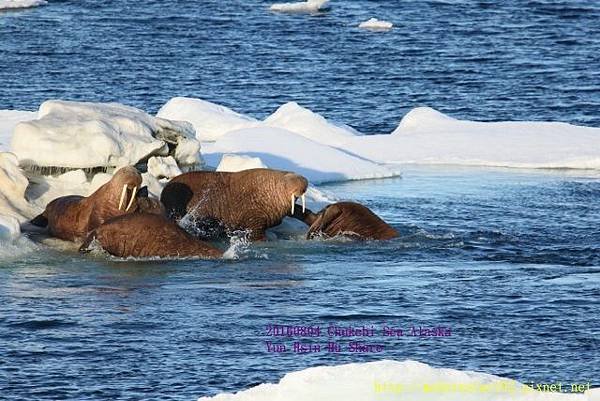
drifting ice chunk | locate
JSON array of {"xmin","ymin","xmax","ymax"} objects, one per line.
[
  {"xmin": 264, "ymin": 102, "xmax": 360, "ymax": 147},
  {"xmin": 358, "ymin": 18, "xmax": 394, "ymax": 30},
  {"xmin": 11, "ymin": 100, "xmax": 197, "ymax": 170},
  {"xmin": 216, "ymin": 154, "xmax": 268, "ymax": 172},
  {"xmin": 0, "ymin": 0, "xmax": 46, "ymax": 10},
  {"xmin": 203, "ymin": 127, "xmax": 399, "ymax": 184},
  {"xmin": 198, "ymin": 359, "xmax": 586, "ymax": 401},
  {"xmin": 270, "ymin": 0, "xmax": 329, "ymax": 13},
  {"xmin": 174, "ymin": 136, "xmax": 203, "ymax": 167},
  {"xmin": 147, "ymin": 156, "xmax": 182, "ymax": 180},
  {"xmin": 157, "ymin": 97, "xmax": 257, "ymax": 142}
]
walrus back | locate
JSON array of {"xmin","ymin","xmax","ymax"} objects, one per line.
[
  {"xmin": 81, "ymin": 213, "xmax": 222, "ymax": 259},
  {"xmin": 45, "ymin": 195, "xmax": 88, "ymax": 241},
  {"xmin": 161, "ymin": 171, "xmax": 226, "ymax": 220}
]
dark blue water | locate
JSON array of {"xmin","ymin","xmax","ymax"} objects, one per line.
[
  {"xmin": 1, "ymin": 0, "xmax": 600, "ymax": 133},
  {"xmin": 1, "ymin": 1, "xmax": 600, "ymax": 400}
]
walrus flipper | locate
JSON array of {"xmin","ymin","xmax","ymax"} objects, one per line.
[
  {"xmin": 30, "ymin": 212, "xmax": 48, "ymax": 228},
  {"xmin": 79, "ymin": 232, "xmax": 97, "ymax": 254}
]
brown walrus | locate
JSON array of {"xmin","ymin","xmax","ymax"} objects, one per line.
[
  {"xmin": 160, "ymin": 168, "xmax": 309, "ymax": 241},
  {"xmin": 79, "ymin": 213, "xmax": 223, "ymax": 259},
  {"xmin": 30, "ymin": 166, "xmax": 144, "ymax": 241},
  {"xmin": 292, "ymin": 201, "xmax": 398, "ymax": 240}
]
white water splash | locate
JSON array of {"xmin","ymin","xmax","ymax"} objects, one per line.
[{"xmin": 223, "ymin": 230, "xmax": 252, "ymax": 260}]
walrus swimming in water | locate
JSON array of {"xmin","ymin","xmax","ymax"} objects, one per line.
[
  {"xmin": 79, "ymin": 213, "xmax": 223, "ymax": 259},
  {"xmin": 160, "ymin": 168, "xmax": 309, "ymax": 241},
  {"xmin": 292, "ymin": 201, "xmax": 398, "ymax": 240},
  {"xmin": 30, "ymin": 166, "xmax": 144, "ymax": 241}
]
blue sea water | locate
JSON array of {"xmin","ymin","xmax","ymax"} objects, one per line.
[{"xmin": 1, "ymin": 1, "xmax": 600, "ymax": 400}]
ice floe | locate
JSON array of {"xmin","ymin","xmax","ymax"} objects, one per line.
[
  {"xmin": 358, "ymin": 18, "xmax": 394, "ymax": 30},
  {"xmin": 12, "ymin": 100, "xmax": 199, "ymax": 171},
  {"xmin": 0, "ymin": 214, "xmax": 21, "ymax": 241},
  {"xmin": 147, "ymin": 156, "xmax": 182, "ymax": 180},
  {"xmin": 216, "ymin": 154, "xmax": 268, "ymax": 172},
  {"xmin": 264, "ymin": 102, "xmax": 360, "ymax": 147},
  {"xmin": 157, "ymin": 97, "xmax": 257, "ymax": 142},
  {"xmin": 0, "ymin": 110, "xmax": 35, "ymax": 152},
  {"xmin": 270, "ymin": 0, "xmax": 329, "ymax": 13},
  {"xmin": 203, "ymin": 127, "xmax": 399, "ymax": 184},
  {"xmin": 0, "ymin": 0, "xmax": 46, "ymax": 10},
  {"xmin": 342, "ymin": 107, "xmax": 600, "ymax": 169},
  {"xmin": 198, "ymin": 359, "xmax": 592, "ymax": 401},
  {"xmin": 0, "ymin": 152, "xmax": 35, "ymax": 221}
]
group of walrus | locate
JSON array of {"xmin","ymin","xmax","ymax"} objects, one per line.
[{"xmin": 30, "ymin": 166, "xmax": 398, "ymax": 259}]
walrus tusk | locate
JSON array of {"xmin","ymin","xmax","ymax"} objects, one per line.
[
  {"xmin": 125, "ymin": 186, "xmax": 137, "ymax": 212},
  {"xmin": 301, "ymin": 194, "xmax": 306, "ymax": 213},
  {"xmin": 291, "ymin": 194, "xmax": 295, "ymax": 215},
  {"xmin": 118, "ymin": 185, "xmax": 128, "ymax": 211}
]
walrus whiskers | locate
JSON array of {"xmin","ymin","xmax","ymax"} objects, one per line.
[
  {"xmin": 125, "ymin": 186, "xmax": 137, "ymax": 212},
  {"xmin": 118, "ymin": 184, "xmax": 128, "ymax": 211}
]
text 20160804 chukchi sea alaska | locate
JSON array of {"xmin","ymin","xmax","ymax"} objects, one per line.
[{"xmin": 264, "ymin": 324, "xmax": 452, "ymax": 354}]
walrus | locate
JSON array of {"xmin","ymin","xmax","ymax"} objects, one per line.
[
  {"xmin": 79, "ymin": 213, "xmax": 223, "ymax": 259},
  {"xmin": 30, "ymin": 166, "xmax": 144, "ymax": 241},
  {"xmin": 160, "ymin": 168, "xmax": 309, "ymax": 241},
  {"xmin": 292, "ymin": 201, "xmax": 398, "ymax": 240}
]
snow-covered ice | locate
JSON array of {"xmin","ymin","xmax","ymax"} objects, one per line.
[
  {"xmin": 270, "ymin": 0, "xmax": 329, "ymax": 13},
  {"xmin": 0, "ymin": 152, "xmax": 35, "ymax": 222},
  {"xmin": 342, "ymin": 107, "xmax": 600, "ymax": 169},
  {"xmin": 264, "ymin": 102, "xmax": 360, "ymax": 147},
  {"xmin": 0, "ymin": 110, "xmax": 35, "ymax": 152},
  {"xmin": 157, "ymin": 97, "xmax": 257, "ymax": 142},
  {"xmin": 0, "ymin": 0, "xmax": 46, "ymax": 10},
  {"xmin": 12, "ymin": 100, "xmax": 198, "ymax": 170},
  {"xmin": 359, "ymin": 18, "xmax": 394, "ymax": 30},
  {"xmin": 147, "ymin": 156, "xmax": 182, "ymax": 180},
  {"xmin": 0, "ymin": 214, "xmax": 21, "ymax": 242},
  {"xmin": 203, "ymin": 127, "xmax": 400, "ymax": 184},
  {"xmin": 198, "ymin": 360, "xmax": 591, "ymax": 401},
  {"xmin": 216, "ymin": 154, "xmax": 268, "ymax": 172}
]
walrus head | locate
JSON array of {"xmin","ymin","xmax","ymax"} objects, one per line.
[
  {"xmin": 283, "ymin": 172, "xmax": 308, "ymax": 216},
  {"xmin": 86, "ymin": 166, "xmax": 143, "ymax": 228},
  {"xmin": 304, "ymin": 202, "xmax": 399, "ymax": 240},
  {"xmin": 107, "ymin": 166, "xmax": 143, "ymax": 213}
]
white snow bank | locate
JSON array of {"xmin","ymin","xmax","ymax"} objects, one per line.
[
  {"xmin": 217, "ymin": 154, "xmax": 268, "ymax": 172},
  {"xmin": 270, "ymin": 0, "xmax": 329, "ymax": 13},
  {"xmin": 0, "ymin": 110, "xmax": 36, "ymax": 152},
  {"xmin": 359, "ymin": 18, "xmax": 394, "ymax": 30},
  {"xmin": 157, "ymin": 97, "xmax": 257, "ymax": 142},
  {"xmin": 0, "ymin": 0, "xmax": 46, "ymax": 10},
  {"xmin": 203, "ymin": 127, "xmax": 399, "ymax": 184},
  {"xmin": 12, "ymin": 100, "xmax": 199, "ymax": 169},
  {"xmin": 198, "ymin": 360, "xmax": 590, "ymax": 401},
  {"xmin": 342, "ymin": 107, "xmax": 600, "ymax": 169},
  {"xmin": 264, "ymin": 102, "xmax": 360, "ymax": 147}
]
